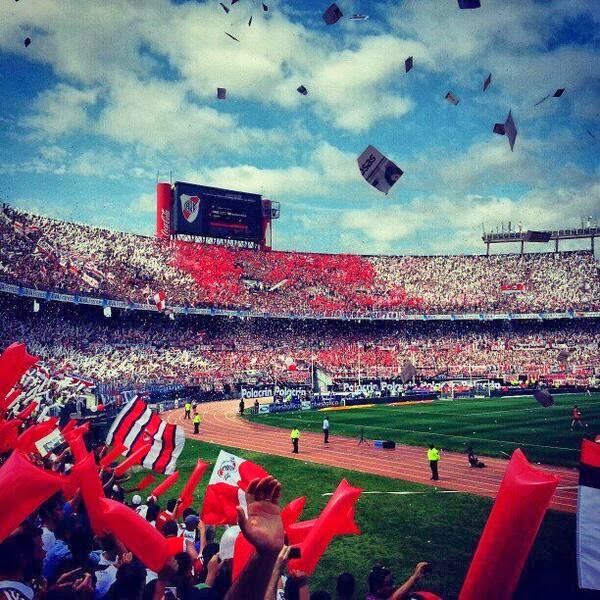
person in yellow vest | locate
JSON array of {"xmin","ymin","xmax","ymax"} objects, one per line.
[
  {"xmin": 184, "ymin": 401, "xmax": 192, "ymax": 420},
  {"xmin": 193, "ymin": 410, "xmax": 201, "ymax": 435},
  {"xmin": 427, "ymin": 444, "xmax": 440, "ymax": 481},
  {"xmin": 291, "ymin": 427, "xmax": 300, "ymax": 454}
]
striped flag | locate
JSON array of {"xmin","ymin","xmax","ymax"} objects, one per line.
[
  {"xmin": 150, "ymin": 291, "xmax": 167, "ymax": 312},
  {"xmin": 106, "ymin": 397, "xmax": 185, "ymax": 474},
  {"xmin": 69, "ymin": 373, "xmax": 95, "ymax": 389},
  {"xmin": 577, "ymin": 439, "xmax": 600, "ymax": 591}
]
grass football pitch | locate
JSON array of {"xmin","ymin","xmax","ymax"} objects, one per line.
[{"xmin": 247, "ymin": 393, "xmax": 600, "ymax": 467}]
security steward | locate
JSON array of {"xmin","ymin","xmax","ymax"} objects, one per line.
[
  {"xmin": 291, "ymin": 427, "xmax": 300, "ymax": 454},
  {"xmin": 427, "ymin": 444, "xmax": 440, "ymax": 481},
  {"xmin": 193, "ymin": 410, "xmax": 201, "ymax": 435},
  {"xmin": 184, "ymin": 401, "xmax": 192, "ymax": 420}
]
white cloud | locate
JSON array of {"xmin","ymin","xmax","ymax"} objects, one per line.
[
  {"xmin": 22, "ymin": 83, "xmax": 99, "ymax": 138},
  {"xmin": 39, "ymin": 145, "xmax": 67, "ymax": 161},
  {"xmin": 197, "ymin": 141, "xmax": 360, "ymax": 197},
  {"xmin": 335, "ymin": 182, "xmax": 600, "ymax": 255},
  {"xmin": 308, "ymin": 35, "xmax": 431, "ymax": 131}
]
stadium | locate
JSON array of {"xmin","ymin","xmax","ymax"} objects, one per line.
[{"xmin": 1, "ymin": 1, "xmax": 599, "ymax": 599}]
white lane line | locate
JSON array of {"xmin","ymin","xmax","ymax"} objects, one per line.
[{"xmin": 322, "ymin": 490, "xmax": 468, "ymax": 496}]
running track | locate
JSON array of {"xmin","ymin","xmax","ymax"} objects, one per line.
[{"xmin": 165, "ymin": 400, "xmax": 578, "ymax": 513}]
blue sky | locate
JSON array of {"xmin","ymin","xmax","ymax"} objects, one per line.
[{"xmin": 1, "ymin": 0, "xmax": 598, "ymax": 255}]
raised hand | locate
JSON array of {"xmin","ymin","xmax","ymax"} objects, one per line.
[{"xmin": 236, "ymin": 476, "xmax": 284, "ymax": 556}]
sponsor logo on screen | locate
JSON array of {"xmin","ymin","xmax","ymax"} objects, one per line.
[{"xmin": 180, "ymin": 194, "xmax": 200, "ymax": 223}]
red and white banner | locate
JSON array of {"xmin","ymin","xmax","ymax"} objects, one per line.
[
  {"xmin": 577, "ymin": 440, "xmax": 600, "ymax": 591},
  {"xmin": 106, "ymin": 397, "xmax": 185, "ymax": 474},
  {"xmin": 500, "ymin": 283, "xmax": 525, "ymax": 294},
  {"xmin": 201, "ymin": 450, "xmax": 269, "ymax": 525},
  {"xmin": 152, "ymin": 291, "xmax": 166, "ymax": 312}
]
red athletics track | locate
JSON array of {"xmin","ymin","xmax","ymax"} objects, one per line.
[{"xmin": 165, "ymin": 400, "xmax": 578, "ymax": 513}]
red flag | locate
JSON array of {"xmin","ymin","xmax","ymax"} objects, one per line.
[{"xmin": 201, "ymin": 450, "xmax": 269, "ymax": 525}]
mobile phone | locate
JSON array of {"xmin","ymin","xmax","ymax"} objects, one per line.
[
  {"xmin": 422, "ymin": 562, "xmax": 432, "ymax": 574},
  {"xmin": 288, "ymin": 547, "xmax": 301, "ymax": 559}
]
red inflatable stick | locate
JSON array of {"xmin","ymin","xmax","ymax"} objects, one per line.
[
  {"xmin": 99, "ymin": 442, "xmax": 128, "ymax": 468},
  {"xmin": 0, "ymin": 419, "xmax": 22, "ymax": 453},
  {"xmin": 99, "ymin": 497, "xmax": 171, "ymax": 572},
  {"xmin": 286, "ymin": 500, "xmax": 359, "ymax": 546},
  {"xmin": 175, "ymin": 459, "xmax": 209, "ymax": 516},
  {"xmin": 0, "ymin": 343, "xmax": 38, "ymax": 403},
  {"xmin": 16, "ymin": 401, "xmax": 38, "ymax": 421},
  {"xmin": 281, "ymin": 497, "xmax": 306, "ymax": 529},
  {"xmin": 113, "ymin": 443, "xmax": 152, "ymax": 477},
  {"xmin": 71, "ymin": 421, "xmax": 91, "ymax": 437},
  {"xmin": 151, "ymin": 471, "xmax": 180, "ymax": 498},
  {"xmin": 0, "ymin": 451, "xmax": 65, "ymax": 542},
  {"xmin": 66, "ymin": 432, "xmax": 88, "ymax": 463},
  {"xmin": 133, "ymin": 473, "xmax": 156, "ymax": 492},
  {"xmin": 61, "ymin": 419, "xmax": 77, "ymax": 436},
  {"xmin": 0, "ymin": 387, "xmax": 24, "ymax": 414},
  {"xmin": 458, "ymin": 449, "xmax": 559, "ymax": 600},
  {"xmin": 71, "ymin": 452, "xmax": 106, "ymax": 534},
  {"xmin": 288, "ymin": 479, "xmax": 362, "ymax": 575},
  {"xmin": 15, "ymin": 418, "xmax": 58, "ymax": 454},
  {"xmin": 166, "ymin": 535, "xmax": 186, "ymax": 556}
]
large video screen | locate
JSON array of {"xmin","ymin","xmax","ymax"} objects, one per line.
[{"xmin": 172, "ymin": 182, "xmax": 263, "ymax": 242}]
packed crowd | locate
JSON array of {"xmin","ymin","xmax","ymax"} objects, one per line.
[
  {"xmin": 1, "ymin": 295, "xmax": 598, "ymax": 387},
  {"xmin": 2, "ymin": 206, "xmax": 599, "ymax": 317}
]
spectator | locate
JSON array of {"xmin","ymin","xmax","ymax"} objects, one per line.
[
  {"xmin": 336, "ymin": 572, "xmax": 355, "ymax": 600},
  {"xmin": 367, "ymin": 563, "xmax": 429, "ymax": 600},
  {"xmin": 0, "ymin": 531, "xmax": 42, "ymax": 600}
]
